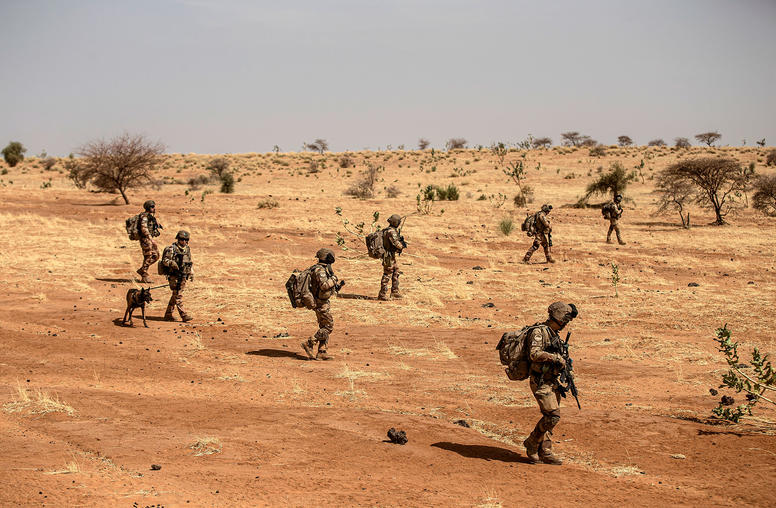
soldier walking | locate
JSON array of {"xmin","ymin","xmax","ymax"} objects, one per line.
[
  {"xmin": 301, "ymin": 248, "xmax": 344, "ymax": 360},
  {"xmin": 378, "ymin": 214, "xmax": 406, "ymax": 301},
  {"xmin": 161, "ymin": 230, "xmax": 194, "ymax": 322},
  {"xmin": 604, "ymin": 194, "xmax": 626, "ymax": 245},
  {"xmin": 523, "ymin": 204, "xmax": 555, "ymax": 264},
  {"xmin": 522, "ymin": 301, "xmax": 578, "ymax": 465},
  {"xmin": 136, "ymin": 200, "xmax": 162, "ymax": 283}
]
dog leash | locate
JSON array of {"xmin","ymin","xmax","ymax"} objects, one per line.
[{"xmin": 144, "ymin": 284, "xmax": 169, "ymax": 290}]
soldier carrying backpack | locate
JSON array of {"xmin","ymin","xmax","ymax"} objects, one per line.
[
  {"xmin": 523, "ymin": 204, "xmax": 554, "ymax": 264},
  {"xmin": 126, "ymin": 200, "xmax": 163, "ymax": 283},
  {"xmin": 602, "ymin": 194, "xmax": 626, "ymax": 245},
  {"xmin": 497, "ymin": 301, "xmax": 579, "ymax": 465},
  {"xmin": 370, "ymin": 214, "xmax": 406, "ymax": 301}
]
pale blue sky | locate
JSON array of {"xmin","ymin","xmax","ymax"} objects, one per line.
[{"xmin": 2, "ymin": 0, "xmax": 774, "ymax": 155}]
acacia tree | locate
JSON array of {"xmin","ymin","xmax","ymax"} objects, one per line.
[
  {"xmin": 532, "ymin": 137, "xmax": 552, "ymax": 149},
  {"xmin": 304, "ymin": 139, "xmax": 328, "ymax": 154},
  {"xmin": 580, "ymin": 161, "xmax": 636, "ymax": 204},
  {"xmin": 662, "ymin": 157, "xmax": 745, "ymax": 225},
  {"xmin": 418, "ymin": 138, "xmax": 430, "ymax": 150},
  {"xmin": 648, "ymin": 139, "xmax": 666, "ymax": 147},
  {"xmin": 674, "ymin": 137, "xmax": 691, "ymax": 148},
  {"xmin": 654, "ymin": 171, "xmax": 695, "ymax": 227},
  {"xmin": 445, "ymin": 138, "xmax": 467, "ymax": 150},
  {"xmin": 2, "ymin": 141, "xmax": 26, "ymax": 167},
  {"xmin": 752, "ymin": 174, "xmax": 776, "ymax": 216},
  {"xmin": 695, "ymin": 131, "xmax": 721, "ymax": 146},
  {"xmin": 560, "ymin": 131, "xmax": 582, "ymax": 146},
  {"xmin": 72, "ymin": 133, "xmax": 165, "ymax": 204},
  {"xmin": 617, "ymin": 135, "xmax": 633, "ymax": 147}
]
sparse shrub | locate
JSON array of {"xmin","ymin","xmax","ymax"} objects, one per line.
[
  {"xmin": 766, "ymin": 149, "xmax": 776, "ymax": 166},
  {"xmin": 477, "ymin": 194, "xmax": 487, "ymax": 201},
  {"xmin": 674, "ymin": 137, "xmax": 691, "ymax": 148},
  {"xmin": 435, "ymin": 183, "xmax": 459, "ymax": 201},
  {"xmin": 611, "ymin": 262, "xmax": 620, "ymax": 297},
  {"xmin": 756, "ymin": 138, "xmax": 766, "ymax": 147},
  {"xmin": 219, "ymin": 172, "xmax": 235, "ymax": 193},
  {"xmin": 308, "ymin": 160, "xmax": 320, "ymax": 174},
  {"xmin": 40, "ymin": 179, "xmax": 52, "ymax": 189},
  {"xmin": 418, "ymin": 138, "xmax": 430, "ymax": 150},
  {"xmin": 345, "ymin": 164, "xmax": 382, "ymax": 199},
  {"xmin": 617, "ymin": 135, "xmax": 633, "ymax": 147},
  {"xmin": 445, "ymin": 138, "xmax": 467, "ymax": 151},
  {"xmin": 187, "ymin": 174, "xmax": 211, "ymax": 190},
  {"xmin": 513, "ymin": 185, "xmax": 534, "ymax": 206},
  {"xmin": 580, "ymin": 137, "xmax": 597, "ymax": 147},
  {"xmin": 695, "ymin": 131, "xmax": 721, "ymax": 146},
  {"xmin": 257, "ymin": 197, "xmax": 279, "ymax": 209},
  {"xmin": 71, "ymin": 133, "xmax": 165, "ymax": 204},
  {"xmin": 648, "ymin": 139, "xmax": 666, "ymax": 147},
  {"xmin": 654, "ymin": 171, "xmax": 694, "ymax": 227},
  {"xmin": 711, "ymin": 324, "xmax": 775, "ymax": 423},
  {"xmin": 752, "ymin": 174, "xmax": 776, "ymax": 216},
  {"xmin": 42, "ymin": 157, "xmax": 56, "ymax": 171},
  {"xmin": 561, "ymin": 132, "xmax": 583, "ymax": 146},
  {"xmin": 339, "ymin": 155, "xmax": 354, "ymax": 168},
  {"xmin": 589, "ymin": 145, "xmax": 606, "ymax": 157},
  {"xmin": 2, "ymin": 141, "xmax": 26, "ymax": 167},
  {"xmin": 499, "ymin": 216, "xmax": 514, "ymax": 236},
  {"xmin": 304, "ymin": 139, "xmax": 328, "ymax": 154},
  {"xmin": 532, "ymin": 137, "xmax": 552, "ymax": 149},
  {"xmin": 207, "ymin": 158, "xmax": 230, "ymax": 179},
  {"xmin": 416, "ymin": 185, "xmax": 436, "ymax": 214},
  {"xmin": 385, "ymin": 185, "xmax": 401, "ymax": 198},
  {"xmin": 1, "ymin": 168, "xmax": 7, "ymax": 175}
]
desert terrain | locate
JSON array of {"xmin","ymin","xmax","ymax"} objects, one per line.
[{"xmin": 1, "ymin": 144, "xmax": 774, "ymax": 507}]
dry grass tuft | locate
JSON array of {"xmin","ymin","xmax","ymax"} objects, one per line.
[
  {"xmin": 189, "ymin": 437, "xmax": 222, "ymax": 456},
  {"xmin": 3, "ymin": 384, "xmax": 76, "ymax": 416}
]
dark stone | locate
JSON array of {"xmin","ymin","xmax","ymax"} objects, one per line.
[
  {"xmin": 688, "ymin": 282, "xmax": 700, "ymax": 287},
  {"xmin": 482, "ymin": 302, "xmax": 495, "ymax": 308},
  {"xmin": 472, "ymin": 266, "xmax": 484, "ymax": 270},
  {"xmin": 150, "ymin": 464, "xmax": 162, "ymax": 471},
  {"xmin": 709, "ymin": 388, "xmax": 718, "ymax": 396},
  {"xmin": 273, "ymin": 332, "xmax": 289, "ymax": 338},
  {"xmin": 387, "ymin": 428, "xmax": 408, "ymax": 445},
  {"xmin": 720, "ymin": 395, "xmax": 735, "ymax": 406},
  {"xmin": 453, "ymin": 419, "xmax": 470, "ymax": 428}
]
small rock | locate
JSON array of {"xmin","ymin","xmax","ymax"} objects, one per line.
[
  {"xmin": 150, "ymin": 464, "xmax": 162, "ymax": 470},
  {"xmin": 453, "ymin": 420, "xmax": 470, "ymax": 428},
  {"xmin": 482, "ymin": 302, "xmax": 495, "ymax": 308},
  {"xmin": 387, "ymin": 428, "xmax": 408, "ymax": 445},
  {"xmin": 709, "ymin": 388, "xmax": 718, "ymax": 396},
  {"xmin": 747, "ymin": 281, "xmax": 754, "ymax": 285},
  {"xmin": 273, "ymin": 332, "xmax": 289, "ymax": 338},
  {"xmin": 721, "ymin": 395, "xmax": 735, "ymax": 406},
  {"xmin": 670, "ymin": 454, "xmax": 686, "ymax": 460},
  {"xmin": 472, "ymin": 266, "xmax": 484, "ymax": 270},
  {"xmin": 687, "ymin": 282, "xmax": 700, "ymax": 287}
]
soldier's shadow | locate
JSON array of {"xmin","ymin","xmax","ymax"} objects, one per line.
[
  {"xmin": 111, "ymin": 316, "xmax": 167, "ymax": 327},
  {"xmin": 246, "ymin": 349, "xmax": 309, "ymax": 361},
  {"xmin": 337, "ymin": 293, "xmax": 377, "ymax": 301},
  {"xmin": 430, "ymin": 442, "xmax": 531, "ymax": 463},
  {"xmin": 96, "ymin": 278, "xmax": 136, "ymax": 283}
]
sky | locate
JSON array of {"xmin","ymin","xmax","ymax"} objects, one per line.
[{"xmin": 1, "ymin": 0, "xmax": 775, "ymax": 155}]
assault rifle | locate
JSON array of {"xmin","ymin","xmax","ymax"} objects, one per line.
[
  {"xmin": 397, "ymin": 213, "xmax": 414, "ymax": 249},
  {"xmin": 557, "ymin": 331, "xmax": 580, "ymax": 409},
  {"xmin": 548, "ymin": 232, "xmax": 553, "ymax": 248}
]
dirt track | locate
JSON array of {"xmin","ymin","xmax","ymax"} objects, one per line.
[{"xmin": 1, "ymin": 146, "xmax": 774, "ymax": 507}]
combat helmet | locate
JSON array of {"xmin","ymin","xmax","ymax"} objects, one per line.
[
  {"xmin": 540, "ymin": 204, "xmax": 553, "ymax": 214},
  {"xmin": 176, "ymin": 230, "xmax": 190, "ymax": 241},
  {"xmin": 316, "ymin": 248, "xmax": 335, "ymax": 264},
  {"xmin": 548, "ymin": 301, "xmax": 578, "ymax": 326},
  {"xmin": 387, "ymin": 214, "xmax": 402, "ymax": 227},
  {"xmin": 143, "ymin": 200, "xmax": 156, "ymax": 211},
  {"xmin": 614, "ymin": 194, "xmax": 623, "ymax": 202}
]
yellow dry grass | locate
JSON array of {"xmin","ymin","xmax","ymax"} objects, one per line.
[
  {"xmin": 189, "ymin": 436, "xmax": 222, "ymax": 456},
  {"xmin": 3, "ymin": 384, "xmax": 76, "ymax": 416}
]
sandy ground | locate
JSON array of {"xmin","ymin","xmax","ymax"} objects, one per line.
[{"xmin": 1, "ymin": 145, "xmax": 775, "ymax": 507}]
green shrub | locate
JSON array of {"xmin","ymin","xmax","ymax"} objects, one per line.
[
  {"xmin": 257, "ymin": 197, "xmax": 279, "ymax": 209},
  {"xmin": 2, "ymin": 141, "xmax": 26, "ymax": 167},
  {"xmin": 499, "ymin": 217, "xmax": 514, "ymax": 236},
  {"xmin": 219, "ymin": 172, "xmax": 235, "ymax": 193}
]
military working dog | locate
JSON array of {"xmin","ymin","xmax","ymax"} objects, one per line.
[{"xmin": 122, "ymin": 287, "xmax": 153, "ymax": 327}]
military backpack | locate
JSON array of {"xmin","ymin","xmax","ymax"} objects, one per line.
[
  {"xmin": 125, "ymin": 214, "xmax": 142, "ymax": 241},
  {"xmin": 521, "ymin": 213, "xmax": 537, "ymax": 237},
  {"xmin": 602, "ymin": 202, "xmax": 617, "ymax": 220},
  {"xmin": 365, "ymin": 229, "xmax": 386, "ymax": 259},
  {"xmin": 496, "ymin": 324, "xmax": 545, "ymax": 381},
  {"xmin": 285, "ymin": 268, "xmax": 316, "ymax": 309}
]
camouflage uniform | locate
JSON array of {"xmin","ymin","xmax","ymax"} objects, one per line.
[
  {"xmin": 161, "ymin": 237, "xmax": 193, "ymax": 322},
  {"xmin": 523, "ymin": 207, "xmax": 554, "ymax": 263},
  {"xmin": 522, "ymin": 302, "xmax": 578, "ymax": 466},
  {"xmin": 378, "ymin": 218, "xmax": 404, "ymax": 300},
  {"xmin": 137, "ymin": 211, "xmax": 160, "ymax": 281},
  {"xmin": 606, "ymin": 199, "xmax": 626, "ymax": 245},
  {"xmin": 302, "ymin": 249, "xmax": 342, "ymax": 360}
]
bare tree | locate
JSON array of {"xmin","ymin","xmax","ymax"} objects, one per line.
[
  {"xmin": 72, "ymin": 133, "xmax": 165, "ymax": 204},
  {"xmin": 648, "ymin": 139, "xmax": 666, "ymax": 147},
  {"xmin": 580, "ymin": 136, "xmax": 597, "ymax": 147},
  {"xmin": 445, "ymin": 138, "xmax": 467, "ymax": 150},
  {"xmin": 662, "ymin": 157, "xmax": 745, "ymax": 225},
  {"xmin": 674, "ymin": 137, "xmax": 691, "ymax": 148},
  {"xmin": 752, "ymin": 174, "xmax": 776, "ymax": 216},
  {"xmin": 695, "ymin": 131, "xmax": 721, "ymax": 146},
  {"xmin": 654, "ymin": 171, "xmax": 695, "ymax": 228},
  {"xmin": 756, "ymin": 138, "xmax": 766, "ymax": 147},
  {"xmin": 418, "ymin": 138, "xmax": 430, "ymax": 150},
  {"xmin": 532, "ymin": 137, "xmax": 552, "ymax": 149},
  {"xmin": 304, "ymin": 139, "xmax": 329, "ymax": 154},
  {"xmin": 561, "ymin": 131, "xmax": 582, "ymax": 146},
  {"xmin": 617, "ymin": 135, "xmax": 633, "ymax": 147}
]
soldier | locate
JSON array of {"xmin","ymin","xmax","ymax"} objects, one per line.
[
  {"xmin": 378, "ymin": 214, "xmax": 406, "ymax": 301},
  {"xmin": 522, "ymin": 301, "xmax": 578, "ymax": 465},
  {"xmin": 136, "ymin": 200, "xmax": 162, "ymax": 283},
  {"xmin": 604, "ymin": 194, "xmax": 626, "ymax": 245},
  {"xmin": 523, "ymin": 204, "xmax": 555, "ymax": 264},
  {"xmin": 301, "ymin": 248, "xmax": 344, "ymax": 360},
  {"xmin": 161, "ymin": 230, "xmax": 194, "ymax": 322}
]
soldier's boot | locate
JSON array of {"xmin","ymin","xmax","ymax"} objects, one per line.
[
  {"xmin": 137, "ymin": 269, "xmax": 152, "ymax": 284},
  {"xmin": 390, "ymin": 291, "xmax": 402, "ymax": 300},
  {"xmin": 301, "ymin": 339, "xmax": 316, "ymax": 360},
  {"xmin": 606, "ymin": 237, "xmax": 613, "ymax": 244},
  {"xmin": 181, "ymin": 314, "xmax": 193, "ymax": 323},
  {"xmin": 522, "ymin": 436, "xmax": 541, "ymax": 464},
  {"xmin": 163, "ymin": 305, "xmax": 176, "ymax": 321},
  {"xmin": 543, "ymin": 246, "xmax": 556, "ymax": 264},
  {"xmin": 377, "ymin": 291, "xmax": 390, "ymax": 301},
  {"xmin": 523, "ymin": 251, "xmax": 533, "ymax": 264},
  {"xmin": 617, "ymin": 233, "xmax": 626, "ymax": 245},
  {"xmin": 316, "ymin": 349, "xmax": 331, "ymax": 361},
  {"xmin": 539, "ymin": 440, "xmax": 563, "ymax": 465}
]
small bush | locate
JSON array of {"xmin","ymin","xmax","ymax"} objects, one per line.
[
  {"xmin": 257, "ymin": 197, "xmax": 279, "ymax": 209},
  {"xmin": 674, "ymin": 137, "xmax": 691, "ymax": 148},
  {"xmin": 219, "ymin": 172, "xmax": 235, "ymax": 193},
  {"xmin": 339, "ymin": 155, "xmax": 354, "ymax": 168},
  {"xmin": 2, "ymin": 141, "xmax": 26, "ymax": 167},
  {"xmin": 207, "ymin": 157, "xmax": 230, "ymax": 179},
  {"xmin": 752, "ymin": 174, "xmax": 776, "ymax": 216},
  {"xmin": 648, "ymin": 139, "xmax": 666, "ymax": 147},
  {"xmin": 42, "ymin": 157, "xmax": 57, "ymax": 171},
  {"xmin": 418, "ymin": 138, "xmax": 430, "ymax": 150},
  {"xmin": 499, "ymin": 217, "xmax": 514, "ymax": 236},
  {"xmin": 589, "ymin": 145, "xmax": 606, "ymax": 157},
  {"xmin": 385, "ymin": 184, "xmax": 401, "ymax": 198},
  {"xmin": 766, "ymin": 149, "xmax": 776, "ymax": 166},
  {"xmin": 345, "ymin": 164, "xmax": 382, "ymax": 199},
  {"xmin": 187, "ymin": 174, "xmax": 211, "ymax": 189},
  {"xmin": 445, "ymin": 138, "xmax": 467, "ymax": 151}
]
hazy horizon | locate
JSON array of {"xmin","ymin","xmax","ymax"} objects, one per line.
[{"xmin": 2, "ymin": 0, "xmax": 775, "ymax": 156}]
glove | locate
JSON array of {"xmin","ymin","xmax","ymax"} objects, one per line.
[
  {"xmin": 336, "ymin": 280, "xmax": 346, "ymax": 291},
  {"xmin": 554, "ymin": 355, "xmax": 566, "ymax": 370},
  {"xmin": 188, "ymin": 274, "xmax": 194, "ymax": 282},
  {"xmin": 170, "ymin": 261, "xmax": 180, "ymax": 271}
]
